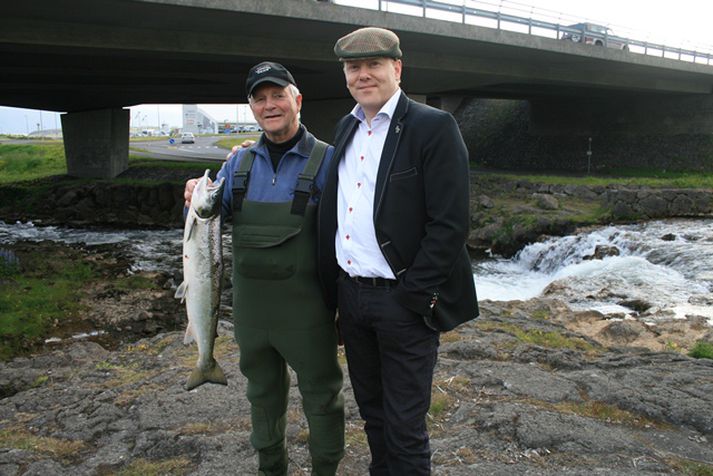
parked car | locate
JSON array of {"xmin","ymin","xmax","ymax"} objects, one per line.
[
  {"xmin": 180, "ymin": 132, "xmax": 195, "ymax": 144},
  {"xmin": 562, "ymin": 23, "xmax": 629, "ymax": 51}
]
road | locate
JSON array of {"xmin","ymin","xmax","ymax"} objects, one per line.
[
  {"xmin": 0, "ymin": 135, "xmax": 248, "ymax": 163},
  {"xmin": 130, "ymin": 135, "xmax": 239, "ymax": 162}
]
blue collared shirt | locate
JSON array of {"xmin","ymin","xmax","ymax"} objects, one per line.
[{"xmin": 215, "ymin": 129, "xmax": 333, "ymax": 220}]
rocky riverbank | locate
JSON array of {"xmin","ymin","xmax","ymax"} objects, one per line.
[
  {"xmin": 2, "ymin": 167, "xmax": 713, "ymax": 474},
  {"xmin": 468, "ymin": 174, "xmax": 713, "ymax": 257},
  {"xmin": 2, "ymin": 169, "xmax": 712, "ymax": 258},
  {"xmin": 1, "ymin": 240, "xmax": 713, "ymax": 475},
  {"xmin": 1, "ymin": 302, "xmax": 712, "ymax": 475}
]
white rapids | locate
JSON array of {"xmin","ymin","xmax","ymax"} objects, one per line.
[{"xmin": 473, "ymin": 218, "xmax": 713, "ymax": 325}]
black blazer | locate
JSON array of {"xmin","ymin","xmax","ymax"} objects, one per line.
[{"xmin": 317, "ymin": 92, "xmax": 478, "ymax": 331}]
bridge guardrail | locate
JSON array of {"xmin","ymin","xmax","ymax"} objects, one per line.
[{"xmin": 360, "ymin": 0, "xmax": 713, "ymax": 66}]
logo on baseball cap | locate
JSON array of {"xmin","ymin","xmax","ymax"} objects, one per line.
[{"xmin": 246, "ymin": 61, "xmax": 297, "ymax": 96}]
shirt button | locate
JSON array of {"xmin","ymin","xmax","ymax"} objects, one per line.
[
  {"xmin": 348, "ymin": 207, "xmax": 353, "ymax": 213},
  {"xmin": 357, "ymin": 182, "xmax": 361, "ymax": 188},
  {"xmin": 347, "ymin": 259, "xmax": 352, "ymax": 265},
  {"xmin": 368, "ymin": 131, "xmax": 372, "ymax": 136},
  {"xmin": 360, "ymin": 155, "xmax": 364, "ymax": 161},
  {"xmin": 346, "ymin": 234, "xmax": 350, "ymax": 240}
]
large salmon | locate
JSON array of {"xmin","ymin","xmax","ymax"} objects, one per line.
[{"xmin": 175, "ymin": 169, "xmax": 227, "ymax": 390}]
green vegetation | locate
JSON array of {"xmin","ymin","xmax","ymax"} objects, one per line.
[
  {"xmin": 214, "ymin": 135, "xmax": 260, "ymax": 151},
  {"xmin": 668, "ymin": 457, "xmax": 713, "ymax": 476},
  {"xmin": 688, "ymin": 341, "xmax": 713, "ymax": 360},
  {"xmin": 0, "ymin": 143, "xmax": 221, "ymax": 186},
  {"xmin": 477, "ymin": 321, "xmax": 599, "ymax": 354},
  {"xmin": 31, "ymin": 374, "xmax": 49, "ymax": 388},
  {"xmin": 115, "ymin": 457, "xmax": 193, "ymax": 476},
  {"xmin": 0, "ymin": 143, "xmax": 66, "ymax": 184},
  {"xmin": 0, "ymin": 247, "xmax": 95, "ymax": 361},
  {"xmin": 129, "ymin": 135, "xmax": 171, "ymax": 142},
  {"xmin": 114, "ymin": 274, "xmax": 159, "ymax": 291},
  {"xmin": 428, "ymin": 392, "xmax": 453, "ymax": 418},
  {"xmin": 487, "ymin": 168, "xmax": 713, "ymax": 189},
  {"xmin": 530, "ymin": 308, "xmax": 551, "ymax": 320},
  {"xmin": 125, "ymin": 156, "xmax": 222, "ymax": 182},
  {"xmin": 554, "ymin": 400, "xmax": 659, "ymax": 427},
  {"xmin": 0, "ymin": 426, "xmax": 86, "ymax": 462}
]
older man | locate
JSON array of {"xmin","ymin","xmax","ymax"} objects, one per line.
[
  {"xmin": 317, "ymin": 28, "xmax": 478, "ymax": 475},
  {"xmin": 185, "ymin": 61, "xmax": 344, "ymax": 476}
]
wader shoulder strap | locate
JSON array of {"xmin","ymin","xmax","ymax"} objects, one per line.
[
  {"xmin": 291, "ymin": 139, "xmax": 329, "ymax": 215},
  {"xmin": 232, "ymin": 150, "xmax": 256, "ymax": 212}
]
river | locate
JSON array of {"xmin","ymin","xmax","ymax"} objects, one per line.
[
  {"xmin": 2, "ymin": 218, "xmax": 712, "ymax": 325},
  {"xmin": 474, "ymin": 218, "xmax": 713, "ymax": 324}
]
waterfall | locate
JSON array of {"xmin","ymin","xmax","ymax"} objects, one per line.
[{"xmin": 473, "ymin": 218, "xmax": 713, "ymax": 323}]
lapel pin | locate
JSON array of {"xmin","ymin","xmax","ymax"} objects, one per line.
[{"xmin": 395, "ymin": 125, "xmax": 401, "ymax": 134}]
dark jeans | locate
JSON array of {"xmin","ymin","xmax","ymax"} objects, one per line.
[{"xmin": 337, "ymin": 274, "xmax": 440, "ymax": 476}]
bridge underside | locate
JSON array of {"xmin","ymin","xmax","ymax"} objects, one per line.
[{"xmin": 2, "ymin": 0, "xmax": 713, "ymax": 176}]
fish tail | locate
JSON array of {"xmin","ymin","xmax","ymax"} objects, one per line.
[{"xmin": 184, "ymin": 360, "xmax": 228, "ymax": 391}]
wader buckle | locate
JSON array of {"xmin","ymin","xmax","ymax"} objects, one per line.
[
  {"xmin": 232, "ymin": 170, "xmax": 250, "ymax": 211},
  {"xmin": 290, "ymin": 173, "xmax": 317, "ymax": 216}
]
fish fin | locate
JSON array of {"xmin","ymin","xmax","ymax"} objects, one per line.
[
  {"xmin": 186, "ymin": 214, "xmax": 196, "ymax": 241},
  {"xmin": 183, "ymin": 324, "xmax": 195, "ymax": 345},
  {"xmin": 174, "ymin": 281, "xmax": 187, "ymax": 302},
  {"xmin": 184, "ymin": 361, "xmax": 228, "ymax": 391}
]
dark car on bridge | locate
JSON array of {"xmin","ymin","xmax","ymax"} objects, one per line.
[{"xmin": 562, "ymin": 23, "xmax": 629, "ymax": 51}]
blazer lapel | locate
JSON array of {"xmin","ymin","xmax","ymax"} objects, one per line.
[
  {"xmin": 333, "ymin": 115, "xmax": 359, "ymax": 167},
  {"xmin": 374, "ymin": 92, "xmax": 409, "ymax": 217}
]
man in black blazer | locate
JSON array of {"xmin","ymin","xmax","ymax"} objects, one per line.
[{"xmin": 317, "ymin": 27, "xmax": 478, "ymax": 475}]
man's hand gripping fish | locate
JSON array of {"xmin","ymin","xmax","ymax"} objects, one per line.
[{"xmin": 175, "ymin": 169, "xmax": 227, "ymax": 390}]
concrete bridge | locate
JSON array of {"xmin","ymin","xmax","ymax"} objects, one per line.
[{"xmin": 2, "ymin": 0, "xmax": 713, "ymax": 177}]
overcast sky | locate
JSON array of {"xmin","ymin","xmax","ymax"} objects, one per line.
[{"xmin": 1, "ymin": 0, "xmax": 711, "ymax": 134}]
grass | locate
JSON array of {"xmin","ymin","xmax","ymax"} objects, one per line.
[
  {"xmin": 214, "ymin": 135, "xmax": 260, "ymax": 151},
  {"xmin": 688, "ymin": 341, "xmax": 713, "ymax": 360},
  {"xmin": 667, "ymin": 457, "xmax": 713, "ymax": 476},
  {"xmin": 114, "ymin": 457, "xmax": 193, "ymax": 476},
  {"xmin": 487, "ymin": 168, "xmax": 713, "ymax": 189},
  {"xmin": 0, "ymin": 143, "xmax": 222, "ymax": 186},
  {"xmin": 94, "ymin": 361, "xmax": 156, "ymax": 400},
  {"xmin": 0, "ymin": 143, "xmax": 66, "ymax": 184},
  {"xmin": 0, "ymin": 426, "xmax": 86, "ymax": 462},
  {"xmin": 114, "ymin": 274, "xmax": 159, "ymax": 291},
  {"xmin": 0, "ymin": 246, "xmax": 95, "ymax": 360},
  {"xmin": 179, "ymin": 335, "xmax": 235, "ymax": 369},
  {"xmin": 476, "ymin": 321, "xmax": 600, "ymax": 354},
  {"xmin": 345, "ymin": 421, "xmax": 368, "ymax": 448},
  {"xmin": 553, "ymin": 400, "xmax": 660, "ymax": 428}
]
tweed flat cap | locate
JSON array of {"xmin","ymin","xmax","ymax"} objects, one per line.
[{"xmin": 334, "ymin": 27, "xmax": 402, "ymax": 60}]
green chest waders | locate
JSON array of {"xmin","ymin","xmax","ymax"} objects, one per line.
[{"xmin": 231, "ymin": 142, "xmax": 344, "ymax": 476}]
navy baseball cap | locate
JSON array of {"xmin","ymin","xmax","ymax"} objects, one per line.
[{"xmin": 246, "ymin": 61, "xmax": 297, "ymax": 96}]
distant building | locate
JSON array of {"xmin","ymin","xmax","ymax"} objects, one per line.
[
  {"xmin": 27, "ymin": 128, "xmax": 62, "ymax": 139},
  {"xmin": 182, "ymin": 105, "xmax": 218, "ymax": 134}
]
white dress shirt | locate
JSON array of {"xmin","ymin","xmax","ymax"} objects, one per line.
[{"xmin": 335, "ymin": 89, "xmax": 402, "ymax": 279}]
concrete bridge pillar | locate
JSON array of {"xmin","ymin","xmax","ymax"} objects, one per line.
[
  {"xmin": 300, "ymin": 94, "xmax": 467, "ymax": 141},
  {"xmin": 529, "ymin": 94, "xmax": 713, "ymax": 136},
  {"xmin": 300, "ymin": 98, "xmax": 355, "ymax": 142},
  {"xmin": 427, "ymin": 95, "xmax": 465, "ymax": 114},
  {"xmin": 61, "ymin": 108, "xmax": 129, "ymax": 179},
  {"xmin": 454, "ymin": 95, "xmax": 713, "ymax": 172}
]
